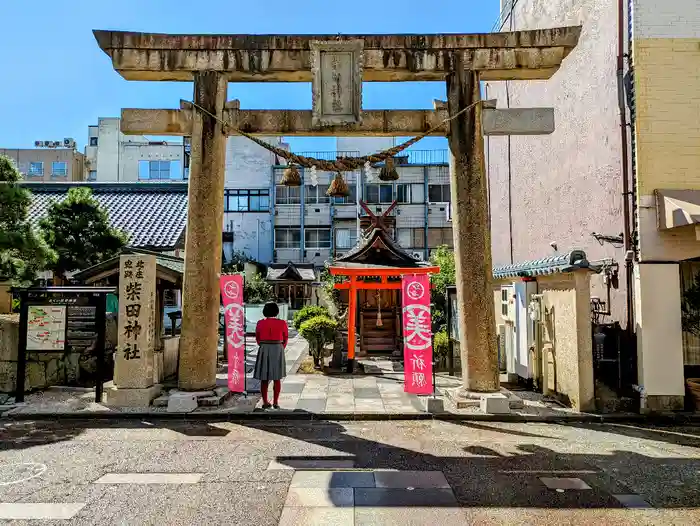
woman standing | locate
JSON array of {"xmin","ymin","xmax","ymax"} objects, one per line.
[{"xmin": 254, "ymin": 302, "xmax": 289, "ymax": 409}]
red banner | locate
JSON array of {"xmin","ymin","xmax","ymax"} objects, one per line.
[
  {"xmin": 401, "ymin": 274, "xmax": 434, "ymax": 395},
  {"xmin": 220, "ymin": 274, "xmax": 246, "ymax": 393}
]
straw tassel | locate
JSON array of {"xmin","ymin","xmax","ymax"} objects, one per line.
[{"xmin": 327, "ymin": 172, "xmax": 350, "ymax": 197}]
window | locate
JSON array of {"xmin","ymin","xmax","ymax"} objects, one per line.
[
  {"xmin": 89, "ymin": 137, "xmax": 98, "ymax": 147},
  {"xmin": 501, "ymin": 288, "xmax": 510, "ymax": 317},
  {"xmin": 224, "ymin": 189, "xmax": 270, "ymax": 212},
  {"xmin": 275, "ymin": 228, "xmax": 301, "ymax": 249},
  {"xmin": 305, "ymin": 228, "xmax": 331, "ymax": 249},
  {"xmin": 333, "ymin": 184, "xmax": 357, "ymax": 204},
  {"xmin": 276, "ymin": 185, "xmax": 301, "ymax": 205},
  {"xmin": 51, "ymin": 161, "xmax": 67, "ymax": 177},
  {"xmin": 365, "ymin": 183, "xmax": 393, "ymax": 204},
  {"xmin": 28, "ymin": 162, "xmax": 43, "ymax": 177},
  {"xmin": 138, "ymin": 160, "xmax": 182, "ymax": 180},
  {"xmin": 88, "ymin": 170, "xmax": 97, "ymax": 181},
  {"xmin": 427, "ymin": 227, "xmax": 453, "ymax": 248},
  {"xmin": 305, "ymin": 184, "xmax": 330, "ymax": 204},
  {"xmin": 428, "ymin": 184, "xmax": 451, "ymax": 202},
  {"xmin": 396, "ymin": 183, "xmax": 425, "ymax": 204},
  {"xmin": 396, "ymin": 228, "xmax": 424, "ymax": 248},
  {"xmin": 335, "ymin": 228, "xmax": 357, "ymax": 249}
]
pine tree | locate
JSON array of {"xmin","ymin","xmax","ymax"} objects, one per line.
[
  {"xmin": 40, "ymin": 187, "xmax": 127, "ymax": 279},
  {"xmin": 0, "ymin": 155, "xmax": 54, "ymax": 284}
]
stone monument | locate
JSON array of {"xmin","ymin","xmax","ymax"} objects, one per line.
[{"xmin": 105, "ymin": 253, "xmax": 161, "ymax": 406}]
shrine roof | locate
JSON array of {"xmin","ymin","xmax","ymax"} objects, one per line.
[
  {"xmin": 266, "ymin": 262, "xmax": 316, "ymax": 282},
  {"xmin": 21, "ymin": 182, "xmax": 188, "ymax": 251},
  {"xmin": 332, "ymin": 226, "xmax": 428, "ymax": 269},
  {"xmin": 72, "ymin": 247, "xmax": 184, "ymax": 286}
]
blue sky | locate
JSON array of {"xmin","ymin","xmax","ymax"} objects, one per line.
[{"xmin": 0, "ymin": 0, "xmax": 499, "ymax": 152}]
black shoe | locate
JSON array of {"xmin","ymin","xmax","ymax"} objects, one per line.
[
  {"xmin": 273, "ymin": 404, "xmax": 280, "ymax": 410},
  {"xmin": 262, "ymin": 403, "xmax": 272, "ymax": 410}
]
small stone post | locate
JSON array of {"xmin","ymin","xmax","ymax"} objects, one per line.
[
  {"xmin": 106, "ymin": 253, "xmax": 161, "ymax": 406},
  {"xmin": 178, "ymin": 72, "xmax": 228, "ymax": 391},
  {"xmin": 446, "ymin": 59, "xmax": 500, "ymax": 394}
]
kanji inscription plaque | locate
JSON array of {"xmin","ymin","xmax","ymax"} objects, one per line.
[{"xmin": 310, "ymin": 40, "xmax": 364, "ymax": 127}]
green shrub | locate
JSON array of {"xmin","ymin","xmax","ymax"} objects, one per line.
[
  {"xmin": 293, "ymin": 305, "xmax": 329, "ymax": 331},
  {"xmin": 299, "ymin": 315, "xmax": 338, "ymax": 367},
  {"xmin": 433, "ymin": 329, "xmax": 449, "ymax": 359}
]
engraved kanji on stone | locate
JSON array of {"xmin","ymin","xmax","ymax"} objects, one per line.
[
  {"xmin": 125, "ymin": 282, "xmax": 142, "ymax": 301},
  {"xmin": 123, "ymin": 343, "xmax": 141, "ymax": 360},
  {"xmin": 125, "ymin": 304, "xmax": 141, "ymax": 318},
  {"xmin": 123, "ymin": 270, "xmax": 133, "ymax": 279},
  {"xmin": 124, "ymin": 319, "xmax": 142, "ymax": 339}
]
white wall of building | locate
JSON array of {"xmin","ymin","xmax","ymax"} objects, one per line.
[
  {"xmin": 86, "ymin": 118, "xmax": 185, "ymax": 182},
  {"xmin": 222, "ymin": 136, "xmax": 282, "ymax": 264}
]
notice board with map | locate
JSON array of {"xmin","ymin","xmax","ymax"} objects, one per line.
[
  {"xmin": 26, "ymin": 306, "xmax": 67, "ymax": 351},
  {"xmin": 14, "ymin": 286, "xmax": 115, "ymax": 403}
]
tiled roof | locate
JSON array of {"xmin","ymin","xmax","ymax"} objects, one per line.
[
  {"xmin": 266, "ymin": 262, "xmax": 316, "ymax": 282},
  {"xmin": 21, "ymin": 182, "xmax": 188, "ymax": 250},
  {"xmin": 492, "ymin": 250, "xmax": 591, "ymax": 279}
]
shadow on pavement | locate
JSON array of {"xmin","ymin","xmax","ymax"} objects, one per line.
[{"xmin": 2, "ymin": 417, "xmax": 700, "ymax": 509}]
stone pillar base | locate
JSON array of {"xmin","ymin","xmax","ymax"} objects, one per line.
[
  {"xmin": 641, "ymin": 394, "xmax": 685, "ymax": 413},
  {"xmin": 104, "ymin": 384, "xmax": 162, "ymax": 408},
  {"xmin": 445, "ymin": 387, "xmax": 523, "ymax": 410}
]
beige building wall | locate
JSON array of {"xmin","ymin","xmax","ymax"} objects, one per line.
[
  {"xmin": 484, "ymin": 0, "xmax": 628, "ymax": 326},
  {"xmin": 0, "ymin": 148, "xmax": 85, "ymax": 182},
  {"xmin": 492, "ymin": 271, "xmax": 594, "ymax": 412},
  {"xmin": 630, "ymin": 0, "xmax": 700, "ymax": 409}
]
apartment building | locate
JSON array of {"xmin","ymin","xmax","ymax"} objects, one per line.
[
  {"xmin": 1, "ymin": 144, "xmax": 85, "ymax": 182},
  {"xmin": 85, "ymin": 118, "xmax": 187, "ymax": 182},
  {"xmin": 272, "ymin": 145, "xmax": 453, "ymax": 267},
  {"xmin": 485, "ymin": 0, "xmax": 700, "ymax": 411}
]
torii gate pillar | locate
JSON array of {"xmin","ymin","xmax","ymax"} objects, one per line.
[
  {"xmin": 178, "ymin": 72, "xmax": 228, "ymax": 390},
  {"xmin": 447, "ymin": 61, "xmax": 499, "ymax": 393}
]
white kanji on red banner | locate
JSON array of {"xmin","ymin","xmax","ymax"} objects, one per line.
[{"xmin": 402, "ymin": 274, "xmax": 434, "ymax": 395}]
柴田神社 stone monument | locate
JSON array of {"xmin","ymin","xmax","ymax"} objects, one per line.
[{"xmin": 93, "ymin": 27, "xmax": 580, "ymax": 403}]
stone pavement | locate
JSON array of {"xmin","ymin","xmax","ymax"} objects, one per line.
[
  {"xmin": 1, "ymin": 419, "xmax": 700, "ymax": 524},
  {"xmin": 2, "ymin": 334, "xmax": 581, "ymax": 419}
]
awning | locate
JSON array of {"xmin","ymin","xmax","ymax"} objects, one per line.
[{"xmin": 655, "ymin": 189, "xmax": 700, "ymax": 230}]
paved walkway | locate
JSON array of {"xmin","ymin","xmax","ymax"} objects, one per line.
[
  {"xmin": 2, "ymin": 419, "xmax": 700, "ymax": 524},
  {"xmin": 1, "ymin": 335, "xmax": 580, "ymax": 419}
]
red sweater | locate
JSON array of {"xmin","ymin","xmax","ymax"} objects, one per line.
[{"xmin": 255, "ymin": 317, "xmax": 288, "ymax": 348}]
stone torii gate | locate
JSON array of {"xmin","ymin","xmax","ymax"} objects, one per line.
[{"xmin": 94, "ymin": 27, "xmax": 581, "ymax": 398}]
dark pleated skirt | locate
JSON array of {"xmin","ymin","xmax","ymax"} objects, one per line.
[{"xmin": 253, "ymin": 342, "xmax": 286, "ymax": 381}]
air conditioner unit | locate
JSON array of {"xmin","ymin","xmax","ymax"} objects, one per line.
[
  {"xmin": 410, "ymin": 251, "xmax": 423, "ymax": 261},
  {"xmin": 63, "ymin": 138, "xmax": 75, "ymax": 148},
  {"xmin": 34, "ymin": 141, "xmax": 43, "ymax": 147}
]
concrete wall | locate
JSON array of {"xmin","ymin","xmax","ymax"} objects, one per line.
[
  {"xmin": 536, "ymin": 272, "xmax": 595, "ymax": 411},
  {"xmin": 119, "ymin": 142, "xmax": 183, "ymax": 182},
  {"xmin": 90, "ymin": 118, "xmax": 184, "ymax": 182},
  {"xmin": 484, "ymin": 0, "xmax": 628, "ymax": 325},
  {"xmin": 634, "ymin": 263, "xmax": 685, "ymax": 410},
  {"xmin": 632, "ymin": 0, "xmax": 700, "ymax": 262},
  {"xmin": 94, "ymin": 118, "xmax": 121, "ymax": 182},
  {"xmin": 0, "ymin": 148, "xmax": 85, "ymax": 182},
  {"xmin": 223, "ymin": 214, "xmax": 273, "ymax": 264},
  {"xmin": 222, "ymin": 136, "xmax": 281, "ymax": 263}
]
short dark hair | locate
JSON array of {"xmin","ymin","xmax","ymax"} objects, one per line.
[{"xmin": 262, "ymin": 302, "xmax": 279, "ymax": 318}]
